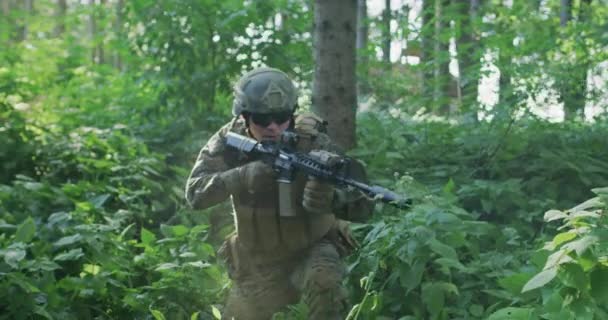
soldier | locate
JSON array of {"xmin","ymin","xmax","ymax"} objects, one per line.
[{"xmin": 185, "ymin": 67, "xmax": 373, "ymax": 319}]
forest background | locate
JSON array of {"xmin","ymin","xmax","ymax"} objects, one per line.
[{"xmin": 1, "ymin": 0, "xmax": 608, "ymax": 319}]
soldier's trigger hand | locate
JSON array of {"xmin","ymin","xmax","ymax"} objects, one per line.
[
  {"xmin": 221, "ymin": 160, "xmax": 275, "ymax": 194},
  {"xmin": 303, "ymin": 178, "xmax": 334, "ymax": 214},
  {"xmin": 240, "ymin": 160, "xmax": 275, "ymax": 193}
]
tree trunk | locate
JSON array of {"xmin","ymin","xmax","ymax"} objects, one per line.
[
  {"xmin": 113, "ymin": 0, "xmax": 124, "ymax": 69},
  {"xmin": 17, "ymin": 0, "xmax": 33, "ymax": 41},
  {"xmin": 356, "ymin": 0, "xmax": 369, "ymax": 97},
  {"xmin": 54, "ymin": 0, "xmax": 67, "ymax": 37},
  {"xmin": 89, "ymin": 0, "xmax": 106, "ymax": 64},
  {"xmin": 312, "ymin": 0, "xmax": 357, "ymax": 150},
  {"xmin": 496, "ymin": 1, "xmax": 513, "ymax": 116},
  {"xmin": 560, "ymin": 0, "xmax": 571, "ymax": 27},
  {"xmin": 435, "ymin": 0, "xmax": 451, "ymax": 115},
  {"xmin": 421, "ymin": 0, "xmax": 435, "ymax": 109},
  {"xmin": 382, "ymin": 0, "xmax": 391, "ymax": 66},
  {"xmin": 1, "ymin": 0, "xmax": 9, "ymax": 16},
  {"xmin": 455, "ymin": 0, "xmax": 482, "ymax": 121},
  {"xmin": 560, "ymin": 0, "xmax": 590, "ymax": 121},
  {"xmin": 89, "ymin": 0, "xmax": 97, "ymax": 63}
]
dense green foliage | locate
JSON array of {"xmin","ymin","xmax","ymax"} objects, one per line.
[{"xmin": 1, "ymin": 0, "xmax": 607, "ymax": 319}]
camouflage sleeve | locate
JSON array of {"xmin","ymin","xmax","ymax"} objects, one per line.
[
  {"xmin": 185, "ymin": 123, "xmax": 237, "ymax": 210},
  {"xmin": 312, "ymin": 133, "xmax": 375, "ymax": 222}
]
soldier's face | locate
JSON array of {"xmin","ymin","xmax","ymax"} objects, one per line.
[{"xmin": 245, "ymin": 113, "xmax": 291, "ymax": 142}]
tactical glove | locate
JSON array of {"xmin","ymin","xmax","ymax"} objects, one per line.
[
  {"xmin": 302, "ymin": 178, "xmax": 334, "ymax": 214},
  {"xmin": 220, "ymin": 160, "xmax": 275, "ymax": 194}
]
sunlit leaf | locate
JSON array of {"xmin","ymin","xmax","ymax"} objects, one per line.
[
  {"xmin": 54, "ymin": 248, "xmax": 84, "ymax": 262},
  {"xmin": 522, "ymin": 267, "xmax": 558, "ymax": 292}
]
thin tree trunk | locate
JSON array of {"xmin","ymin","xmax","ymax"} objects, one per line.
[
  {"xmin": 89, "ymin": 0, "xmax": 106, "ymax": 64},
  {"xmin": 1, "ymin": 0, "xmax": 9, "ymax": 16},
  {"xmin": 89, "ymin": 0, "xmax": 97, "ymax": 63},
  {"xmin": 435, "ymin": 0, "xmax": 451, "ymax": 115},
  {"xmin": 54, "ymin": 0, "xmax": 67, "ymax": 37},
  {"xmin": 113, "ymin": 0, "xmax": 124, "ymax": 69},
  {"xmin": 382, "ymin": 0, "xmax": 391, "ymax": 66},
  {"xmin": 421, "ymin": 0, "xmax": 435, "ymax": 109},
  {"xmin": 312, "ymin": 0, "xmax": 357, "ymax": 150},
  {"xmin": 560, "ymin": 0, "xmax": 572, "ymax": 27},
  {"xmin": 356, "ymin": 0, "xmax": 369, "ymax": 97},
  {"xmin": 560, "ymin": 0, "xmax": 590, "ymax": 121},
  {"xmin": 455, "ymin": 0, "xmax": 482, "ymax": 121},
  {"xmin": 97, "ymin": 0, "xmax": 106, "ymax": 64},
  {"xmin": 17, "ymin": 0, "xmax": 33, "ymax": 41}
]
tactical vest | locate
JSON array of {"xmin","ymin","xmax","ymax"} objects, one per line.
[{"xmin": 228, "ymin": 114, "xmax": 335, "ymax": 259}]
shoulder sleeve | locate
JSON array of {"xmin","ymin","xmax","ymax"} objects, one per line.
[{"xmin": 185, "ymin": 122, "xmax": 240, "ymax": 210}]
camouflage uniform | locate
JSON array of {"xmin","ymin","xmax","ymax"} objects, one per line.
[{"xmin": 185, "ymin": 68, "xmax": 373, "ymax": 320}]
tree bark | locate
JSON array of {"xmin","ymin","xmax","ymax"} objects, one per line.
[
  {"xmin": 382, "ymin": 0, "xmax": 391, "ymax": 66},
  {"xmin": 89, "ymin": 0, "xmax": 106, "ymax": 64},
  {"xmin": 560, "ymin": 0, "xmax": 590, "ymax": 121},
  {"xmin": 421, "ymin": 0, "xmax": 435, "ymax": 109},
  {"xmin": 455, "ymin": 0, "xmax": 482, "ymax": 121},
  {"xmin": 435, "ymin": 0, "xmax": 451, "ymax": 115},
  {"xmin": 560, "ymin": 0, "xmax": 572, "ymax": 27},
  {"xmin": 17, "ymin": 0, "xmax": 33, "ymax": 41},
  {"xmin": 54, "ymin": 0, "xmax": 67, "ymax": 37},
  {"xmin": 1, "ymin": 0, "xmax": 9, "ymax": 16},
  {"xmin": 312, "ymin": 0, "xmax": 357, "ymax": 150},
  {"xmin": 113, "ymin": 0, "xmax": 124, "ymax": 69}
]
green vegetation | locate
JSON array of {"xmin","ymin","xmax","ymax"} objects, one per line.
[{"xmin": 1, "ymin": 0, "xmax": 607, "ymax": 319}]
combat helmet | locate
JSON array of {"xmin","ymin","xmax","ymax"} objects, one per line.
[{"xmin": 232, "ymin": 67, "xmax": 298, "ymax": 116}]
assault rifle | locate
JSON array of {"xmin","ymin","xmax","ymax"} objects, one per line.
[{"xmin": 225, "ymin": 131, "xmax": 411, "ymax": 214}]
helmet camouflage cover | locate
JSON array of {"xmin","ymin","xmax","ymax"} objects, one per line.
[{"xmin": 232, "ymin": 67, "xmax": 298, "ymax": 116}]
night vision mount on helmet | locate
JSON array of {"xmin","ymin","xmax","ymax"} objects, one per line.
[{"xmin": 232, "ymin": 67, "xmax": 298, "ymax": 116}]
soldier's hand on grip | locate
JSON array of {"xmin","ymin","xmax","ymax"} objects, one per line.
[
  {"xmin": 221, "ymin": 160, "xmax": 275, "ymax": 194},
  {"xmin": 302, "ymin": 178, "xmax": 334, "ymax": 214}
]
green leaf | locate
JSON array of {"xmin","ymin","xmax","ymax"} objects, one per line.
[
  {"xmin": 160, "ymin": 224, "xmax": 189, "ymax": 238},
  {"xmin": 421, "ymin": 283, "xmax": 445, "ymax": 316},
  {"xmin": 4, "ymin": 247, "xmax": 26, "ymax": 269},
  {"xmin": 15, "ymin": 217, "xmax": 36, "ymax": 243},
  {"xmin": 487, "ymin": 307, "xmax": 534, "ymax": 320},
  {"xmin": 89, "ymin": 194, "xmax": 111, "ymax": 208},
  {"xmin": 550, "ymin": 232, "xmax": 577, "ymax": 249},
  {"xmin": 563, "ymin": 236, "xmax": 598, "ymax": 256},
  {"xmin": 150, "ymin": 309, "xmax": 166, "ymax": 320},
  {"xmin": 9, "ymin": 273, "xmax": 40, "ymax": 293},
  {"xmin": 543, "ymin": 290, "xmax": 564, "ymax": 314},
  {"xmin": 155, "ymin": 263, "xmax": 179, "ymax": 271},
  {"xmin": 211, "ymin": 305, "xmax": 222, "ymax": 319},
  {"xmin": 141, "ymin": 227, "xmax": 156, "ymax": 246},
  {"xmin": 590, "ymin": 267, "xmax": 608, "ymax": 303},
  {"xmin": 428, "ymin": 238, "xmax": 458, "ymax": 260},
  {"xmin": 570, "ymin": 197, "xmax": 602, "ymax": 212},
  {"xmin": 544, "ymin": 249, "xmax": 573, "ymax": 269},
  {"xmin": 559, "ymin": 263, "xmax": 587, "ymax": 291},
  {"xmin": 522, "ymin": 267, "xmax": 558, "ymax": 292},
  {"xmin": 190, "ymin": 311, "xmax": 200, "ymax": 320},
  {"xmin": 54, "ymin": 248, "xmax": 84, "ymax": 261},
  {"xmin": 53, "ymin": 234, "xmax": 83, "ymax": 248},
  {"xmin": 544, "ymin": 209, "xmax": 567, "ymax": 222},
  {"xmin": 399, "ymin": 261, "xmax": 425, "ymax": 293},
  {"xmin": 498, "ymin": 272, "xmax": 533, "ymax": 295},
  {"xmin": 469, "ymin": 304, "xmax": 484, "ymax": 317}
]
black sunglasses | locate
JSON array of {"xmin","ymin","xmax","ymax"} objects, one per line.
[{"xmin": 247, "ymin": 112, "xmax": 292, "ymax": 127}]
